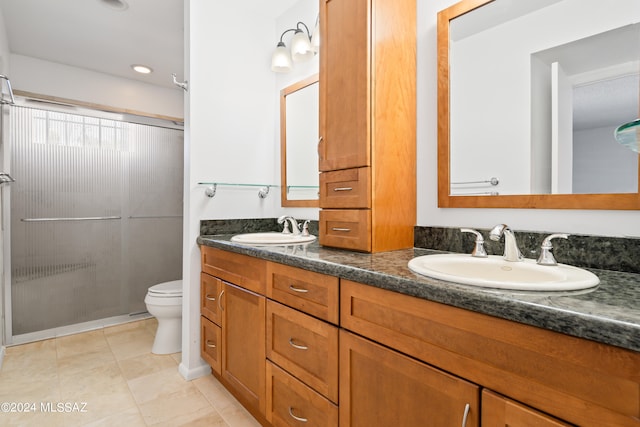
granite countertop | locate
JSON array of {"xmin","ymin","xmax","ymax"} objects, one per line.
[{"xmin": 197, "ymin": 235, "xmax": 640, "ymax": 353}]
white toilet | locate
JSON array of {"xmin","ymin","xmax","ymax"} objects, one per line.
[{"xmin": 144, "ymin": 280, "xmax": 183, "ymax": 354}]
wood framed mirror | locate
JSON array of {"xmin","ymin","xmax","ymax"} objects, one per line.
[
  {"xmin": 280, "ymin": 74, "xmax": 319, "ymax": 207},
  {"xmin": 438, "ymin": 0, "xmax": 640, "ymax": 209}
]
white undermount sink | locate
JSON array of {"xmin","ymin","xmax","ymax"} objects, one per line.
[
  {"xmin": 230, "ymin": 232, "xmax": 316, "ymax": 245},
  {"xmin": 408, "ymin": 254, "xmax": 599, "ymax": 291}
]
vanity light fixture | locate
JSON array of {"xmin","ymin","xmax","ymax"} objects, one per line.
[
  {"xmin": 311, "ymin": 15, "xmax": 320, "ymax": 52},
  {"xmin": 131, "ymin": 64, "xmax": 153, "ymax": 74},
  {"xmin": 271, "ymin": 21, "xmax": 316, "ymax": 73}
]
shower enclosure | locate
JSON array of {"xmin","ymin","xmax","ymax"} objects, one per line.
[{"xmin": 3, "ymin": 100, "xmax": 183, "ymax": 343}]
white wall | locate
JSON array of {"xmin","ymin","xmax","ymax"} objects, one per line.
[
  {"xmin": 418, "ymin": 0, "xmax": 640, "ymax": 238},
  {"xmin": 9, "ymin": 54, "xmax": 183, "ymax": 120}
]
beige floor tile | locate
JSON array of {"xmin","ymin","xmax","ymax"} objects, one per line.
[
  {"xmin": 193, "ymin": 375, "xmax": 244, "ymax": 413},
  {"xmin": 137, "ymin": 386, "xmax": 214, "ymax": 426},
  {"xmin": 68, "ymin": 406, "xmax": 146, "ymax": 427},
  {"xmin": 117, "ymin": 352, "xmax": 177, "ymax": 381},
  {"xmin": 55, "ymin": 330, "xmax": 110, "ymax": 360},
  {"xmin": 0, "ymin": 372, "xmax": 60, "ymax": 402},
  {"xmin": 1, "ymin": 339, "xmax": 58, "ymax": 380},
  {"xmin": 105, "ymin": 328, "xmax": 155, "ymax": 361},
  {"xmin": 58, "ymin": 361, "xmax": 137, "ymax": 425},
  {"xmin": 57, "ymin": 348, "xmax": 116, "ymax": 377},
  {"xmin": 217, "ymin": 406, "xmax": 262, "ymax": 427},
  {"xmin": 104, "ymin": 320, "xmax": 152, "ymax": 336},
  {"xmin": 0, "ymin": 410, "xmax": 68, "ymax": 427},
  {"xmin": 127, "ymin": 365, "xmax": 192, "ymax": 405}
]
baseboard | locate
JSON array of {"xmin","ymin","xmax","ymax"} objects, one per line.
[{"xmin": 178, "ymin": 360, "xmax": 211, "ymax": 381}]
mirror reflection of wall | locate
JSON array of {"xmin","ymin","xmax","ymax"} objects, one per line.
[
  {"xmin": 283, "ymin": 77, "xmax": 319, "ymax": 203},
  {"xmin": 449, "ymin": 0, "xmax": 640, "ymax": 197}
]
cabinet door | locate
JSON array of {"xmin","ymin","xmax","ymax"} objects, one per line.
[
  {"xmin": 482, "ymin": 390, "xmax": 574, "ymax": 427},
  {"xmin": 340, "ymin": 330, "xmax": 479, "ymax": 427},
  {"xmin": 319, "ymin": 0, "xmax": 370, "ymax": 171},
  {"xmin": 221, "ymin": 281, "xmax": 266, "ymax": 415}
]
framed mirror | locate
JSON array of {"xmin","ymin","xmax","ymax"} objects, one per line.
[
  {"xmin": 438, "ymin": 0, "xmax": 640, "ymax": 209},
  {"xmin": 280, "ymin": 74, "xmax": 319, "ymax": 207}
]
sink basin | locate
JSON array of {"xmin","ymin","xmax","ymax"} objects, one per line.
[
  {"xmin": 230, "ymin": 232, "xmax": 316, "ymax": 245},
  {"xmin": 408, "ymin": 254, "xmax": 599, "ymax": 291}
]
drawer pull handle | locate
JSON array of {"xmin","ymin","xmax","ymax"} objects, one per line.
[
  {"xmin": 205, "ymin": 340, "xmax": 216, "ymax": 349},
  {"xmin": 333, "ymin": 187, "xmax": 353, "ymax": 192},
  {"xmin": 205, "ymin": 294, "xmax": 216, "ymax": 301},
  {"xmin": 461, "ymin": 403, "xmax": 470, "ymax": 427},
  {"xmin": 332, "ymin": 227, "xmax": 351, "ymax": 232},
  {"xmin": 218, "ymin": 290, "xmax": 225, "ymax": 311},
  {"xmin": 288, "ymin": 407, "xmax": 308, "ymax": 423},
  {"xmin": 288, "ymin": 338, "xmax": 308, "ymax": 350},
  {"xmin": 289, "ymin": 285, "xmax": 309, "ymax": 293}
]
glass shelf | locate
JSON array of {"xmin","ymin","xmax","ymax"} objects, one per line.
[{"xmin": 614, "ymin": 119, "xmax": 640, "ymax": 153}]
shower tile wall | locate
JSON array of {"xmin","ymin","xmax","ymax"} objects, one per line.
[{"xmin": 9, "ymin": 106, "xmax": 183, "ymax": 336}]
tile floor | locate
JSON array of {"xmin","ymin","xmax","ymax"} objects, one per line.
[{"xmin": 0, "ymin": 319, "xmax": 261, "ymax": 427}]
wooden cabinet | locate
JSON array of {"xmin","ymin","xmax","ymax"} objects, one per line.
[
  {"xmin": 482, "ymin": 390, "xmax": 573, "ymax": 427},
  {"xmin": 340, "ymin": 279, "xmax": 640, "ymax": 427},
  {"xmin": 220, "ymin": 281, "xmax": 266, "ymax": 415},
  {"xmin": 318, "ymin": 0, "xmax": 416, "ymax": 253},
  {"xmin": 199, "ymin": 246, "xmax": 267, "ymax": 421},
  {"xmin": 200, "ymin": 246, "xmax": 639, "ymax": 427},
  {"xmin": 340, "ymin": 329, "xmax": 479, "ymax": 427}
]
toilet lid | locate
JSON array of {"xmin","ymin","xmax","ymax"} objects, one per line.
[{"xmin": 148, "ymin": 280, "xmax": 183, "ymax": 297}]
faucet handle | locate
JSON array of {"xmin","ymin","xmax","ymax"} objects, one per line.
[
  {"xmin": 460, "ymin": 228, "xmax": 488, "ymax": 258},
  {"xmin": 537, "ymin": 233, "xmax": 569, "ymax": 266},
  {"xmin": 301, "ymin": 220, "xmax": 311, "ymax": 236}
]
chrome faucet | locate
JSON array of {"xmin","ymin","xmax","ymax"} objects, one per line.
[
  {"xmin": 277, "ymin": 215, "xmax": 301, "ymax": 235},
  {"xmin": 489, "ymin": 224, "xmax": 523, "ymax": 262},
  {"xmin": 537, "ymin": 233, "xmax": 569, "ymax": 266}
]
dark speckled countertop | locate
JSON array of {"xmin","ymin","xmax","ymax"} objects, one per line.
[{"xmin": 197, "ymin": 235, "xmax": 640, "ymax": 353}]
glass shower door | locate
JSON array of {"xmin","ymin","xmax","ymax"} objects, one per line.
[{"xmin": 8, "ymin": 104, "xmax": 183, "ymax": 338}]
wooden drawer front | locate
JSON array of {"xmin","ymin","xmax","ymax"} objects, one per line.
[
  {"xmin": 319, "ymin": 167, "xmax": 370, "ymax": 208},
  {"xmin": 319, "ymin": 209, "xmax": 371, "ymax": 252},
  {"xmin": 201, "ymin": 246, "xmax": 266, "ymax": 294},
  {"xmin": 267, "ymin": 262, "xmax": 339, "ymax": 325},
  {"xmin": 266, "ymin": 361, "xmax": 338, "ymax": 427},
  {"xmin": 482, "ymin": 390, "xmax": 573, "ymax": 426},
  {"xmin": 200, "ymin": 273, "xmax": 221, "ymax": 325},
  {"xmin": 340, "ymin": 279, "xmax": 640, "ymax": 427},
  {"xmin": 267, "ymin": 300, "xmax": 339, "ymax": 403},
  {"xmin": 340, "ymin": 330, "xmax": 479, "ymax": 427},
  {"xmin": 201, "ymin": 316, "xmax": 221, "ymax": 376}
]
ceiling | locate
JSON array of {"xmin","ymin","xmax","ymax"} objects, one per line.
[{"xmin": 0, "ymin": 0, "xmax": 298, "ymax": 89}]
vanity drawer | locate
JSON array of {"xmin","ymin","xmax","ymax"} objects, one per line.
[
  {"xmin": 200, "ymin": 315, "xmax": 221, "ymax": 376},
  {"xmin": 319, "ymin": 167, "xmax": 371, "ymax": 208},
  {"xmin": 200, "ymin": 273, "xmax": 221, "ymax": 325},
  {"xmin": 267, "ymin": 262, "xmax": 339, "ymax": 325},
  {"xmin": 266, "ymin": 361, "xmax": 338, "ymax": 427},
  {"xmin": 319, "ymin": 209, "xmax": 371, "ymax": 252},
  {"xmin": 266, "ymin": 300, "xmax": 339, "ymax": 403},
  {"xmin": 201, "ymin": 246, "xmax": 266, "ymax": 294}
]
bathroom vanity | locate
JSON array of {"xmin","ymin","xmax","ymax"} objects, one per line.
[{"xmin": 197, "ymin": 237, "xmax": 640, "ymax": 427}]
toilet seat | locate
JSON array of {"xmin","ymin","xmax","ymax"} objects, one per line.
[{"xmin": 147, "ymin": 280, "xmax": 182, "ymax": 297}]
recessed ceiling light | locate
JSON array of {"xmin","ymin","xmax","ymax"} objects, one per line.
[
  {"xmin": 100, "ymin": 0, "xmax": 129, "ymax": 11},
  {"xmin": 131, "ymin": 65, "xmax": 153, "ymax": 74}
]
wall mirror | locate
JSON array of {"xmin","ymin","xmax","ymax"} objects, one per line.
[
  {"xmin": 280, "ymin": 74, "xmax": 319, "ymax": 207},
  {"xmin": 438, "ymin": 0, "xmax": 640, "ymax": 209}
]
